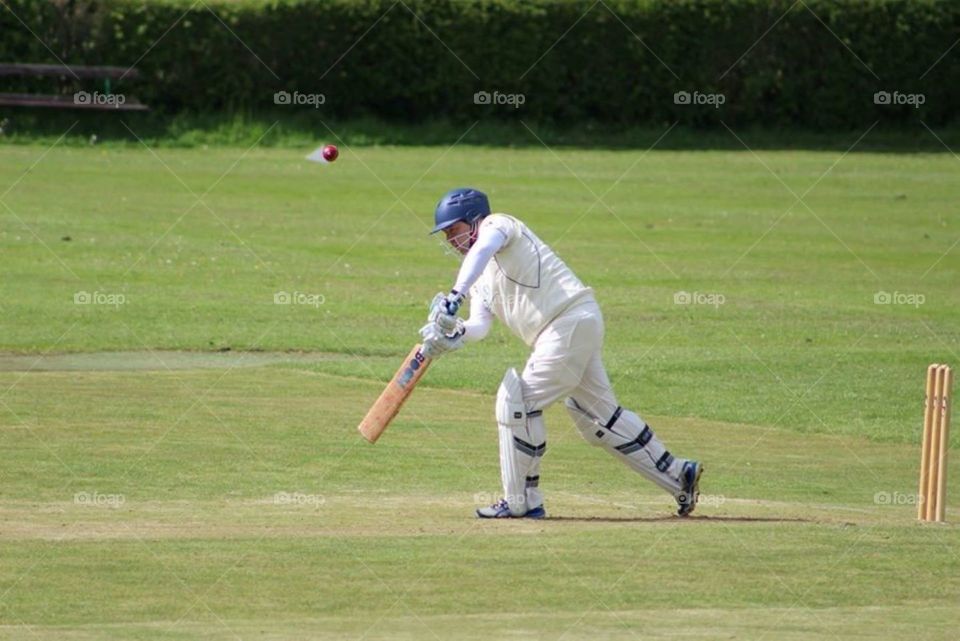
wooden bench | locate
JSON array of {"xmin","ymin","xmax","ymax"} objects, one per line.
[{"xmin": 0, "ymin": 63, "xmax": 149, "ymax": 111}]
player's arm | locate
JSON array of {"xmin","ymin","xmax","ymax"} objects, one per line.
[
  {"xmin": 430, "ymin": 219, "xmax": 510, "ymax": 329},
  {"xmin": 452, "ymin": 221, "xmax": 509, "ymax": 294},
  {"xmin": 461, "ymin": 295, "xmax": 493, "ymax": 343},
  {"xmin": 422, "ymin": 219, "xmax": 504, "ymax": 357}
]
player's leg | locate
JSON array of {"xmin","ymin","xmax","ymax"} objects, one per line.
[
  {"xmin": 478, "ymin": 308, "xmax": 597, "ymax": 518},
  {"xmin": 521, "ymin": 410, "xmax": 545, "ymax": 514},
  {"xmin": 476, "ymin": 367, "xmax": 548, "ymax": 518},
  {"xmin": 520, "ymin": 309, "xmax": 602, "ymax": 512},
  {"xmin": 566, "ymin": 352, "xmax": 702, "ymax": 515}
]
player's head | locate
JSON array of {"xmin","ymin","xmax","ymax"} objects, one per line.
[{"xmin": 431, "ymin": 188, "xmax": 490, "ymax": 254}]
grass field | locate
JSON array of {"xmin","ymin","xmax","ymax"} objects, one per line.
[{"xmin": 1, "ymin": 133, "xmax": 959, "ymax": 639}]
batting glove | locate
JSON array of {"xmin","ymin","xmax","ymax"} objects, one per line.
[
  {"xmin": 427, "ymin": 290, "xmax": 464, "ymax": 335},
  {"xmin": 419, "ymin": 320, "xmax": 465, "ymax": 359}
]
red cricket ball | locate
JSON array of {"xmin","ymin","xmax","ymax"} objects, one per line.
[{"xmin": 322, "ymin": 144, "xmax": 339, "ymax": 162}]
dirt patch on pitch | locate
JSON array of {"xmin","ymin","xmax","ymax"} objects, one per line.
[{"xmin": 0, "ymin": 350, "xmax": 341, "ymax": 372}]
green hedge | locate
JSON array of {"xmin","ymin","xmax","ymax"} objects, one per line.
[{"xmin": 0, "ymin": 0, "xmax": 957, "ymax": 128}]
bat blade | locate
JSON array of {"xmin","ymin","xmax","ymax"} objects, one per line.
[{"xmin": 357, "ymin": 344, "xmax": 432, "ymax": 443}]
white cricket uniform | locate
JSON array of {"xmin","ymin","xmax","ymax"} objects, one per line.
[
  {"xmin": 456, "ymin": 214, "xmax": 609, "ymax": 414},
  {"xmin": 450, "ymin": 214, "xmax": 687, "ymax": 509}
]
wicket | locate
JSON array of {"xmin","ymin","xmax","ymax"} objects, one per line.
[{"xmin": 918, "ymin": 364, "xmax": 953, "ymax": 522}]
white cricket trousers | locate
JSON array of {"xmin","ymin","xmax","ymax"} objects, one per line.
[
  {"xmin": 520, "ymin": 297, "xmax": 617, "ymax": 420},
  {"xmin": 514, "ymin": 296, "xmax": 686, "ymax": 499}
]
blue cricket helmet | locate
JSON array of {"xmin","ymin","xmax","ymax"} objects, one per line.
[{"xmin": 431, "ymin": 188, "xmax": 490, "ymax": 234}]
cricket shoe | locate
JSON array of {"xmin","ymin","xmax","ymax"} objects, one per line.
[
  {"xmin": 476, "ymin": 499, "xmax": 546, "ymax": 519},
  {"xmin": 676, "ymin": 461, "xmax": 703, "ymax": 517}
]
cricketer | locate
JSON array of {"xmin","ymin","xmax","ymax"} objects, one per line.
[{"xmin": 420, "ymin": 188, "xmax": 703, "ymax": 518}]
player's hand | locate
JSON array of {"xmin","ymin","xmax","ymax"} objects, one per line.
[
  {"xmin": 427, "ymin": 291, "xmax": 464, "ymax": 334},
  {"xmin": 419, "ymin": 320, "xmax": 465, "ymax": 359}
]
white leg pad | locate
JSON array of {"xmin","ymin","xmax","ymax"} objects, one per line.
[
  {"xmin": 565, "ymin": 397, "xmax": 682, "ymax": 495},
  {"xmin": 523, "ymin": 413, "xmax": 546, "ymax": 510},
  {"xmin": 497, "ymin": 368, "xmax": 546, "ymax": 515}
]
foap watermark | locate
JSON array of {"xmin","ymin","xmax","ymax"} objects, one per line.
[
  {"xmin": 273, "ymin": 491, "xmax": 325, "ymax": 507},
  {"xmin": 74, "ymin": 491, "xmax": 126, "ymax": 508},
  {"xmin": 274, "ymin": 90, "xmax": 325, "ymax": 108},
  {"xmin": 473, "ymin": 90, "xmax": 525, "ymax": 109},
  {"xmin": 74, "ymin": 290, "xmax": 127, "ymax": 308},
  {"xmin": 474, "ymin": 491, "xmax": 525, "ymax": 507},
  {"xmin": 696, "ymin": 493, "xmax": 726, "ymax": 508},
  {"xmin": 674, "ymin": 90, "xmax": 725, "ymax": 108},
  {"xmin": 473, "ymin": 293, "xmax": 531, "ymax": 308},
  {"xmin": 874, "ymin": 491, "xmax": 921, "ymax": 506},
  {"xmin": 873, "ymin": 91, "xmax": 925, "ymax": 108},
  {"xmin": 674, "ymin": 290, "xmax": 726, "ymax": 308},
  {"xmin": 874, "ymin": 290, "xmax": 925, "ymax": 308},
  {"xmin": 274, "ymin": 291, "xmax": 325, "ymax": 308},
  {"xmin": 74, "ymin": 91, "xmax": 126, "ymax": 108}
]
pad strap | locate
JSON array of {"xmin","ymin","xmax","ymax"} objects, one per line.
[
  {"xmin": 603, "ymin": 406, "xmax": 623, "ymax": 429},
  {"xmin": 655, "ymin": 451, "xmax": 674, "ymax": 472},
  {"xmin": 514, "ymin": 436, "xmax": 547, "ymax": 458}
]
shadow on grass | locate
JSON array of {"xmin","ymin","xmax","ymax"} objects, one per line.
[{"xmin": 546, "ymin": 515, "xmax": 813, "ymax": 523}]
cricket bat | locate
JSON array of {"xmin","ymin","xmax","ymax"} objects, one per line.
[{"xmin": 357, "ymin": 344, "xmax": 432, "ymax": 443}]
